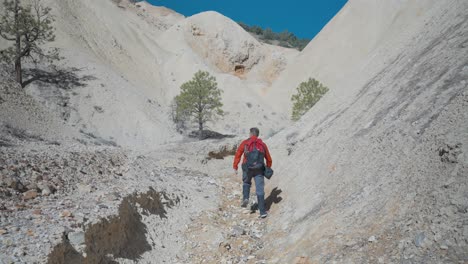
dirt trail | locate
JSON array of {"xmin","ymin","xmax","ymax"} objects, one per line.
[{"xmin": 181, "ymin": 171, "xmax": 283, "ymax": 264}]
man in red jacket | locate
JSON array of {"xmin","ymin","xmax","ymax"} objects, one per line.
[{"xmin": 233, "ymin": 127, "xmax": 272, "ymax": 218}]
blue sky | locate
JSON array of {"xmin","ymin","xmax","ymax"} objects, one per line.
[{"xmin": 147, "ymin": 0, "xmax": 348, "ymax": 39}]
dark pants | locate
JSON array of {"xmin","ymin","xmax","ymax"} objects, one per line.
[{"xmin": 242, "ymin": 170, "xmax": 266, "ymax": 215}]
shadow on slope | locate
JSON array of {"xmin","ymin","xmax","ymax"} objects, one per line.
[
  {"xmin": 265, "ymin": 187, "xmax": 283, "ymax": 211},
  {"xmin": 189, "ymin": 130, "xmax": 236, "ymax": 140},
  {"xmin": 47, "ymin": 188, "xmax": 176, "ymax": 264},
  {"xmin": 23, "ymin": 67, "xmax": 96, "ymax": 89}
]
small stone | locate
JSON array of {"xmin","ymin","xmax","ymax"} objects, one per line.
[
  {"xmin": 68, "ymin": 231, "xmax": 85, "ymax": 247},
  {"xmin": 6, "ymin": 178, "xmax": 23, "ymax": 190},
  {"xmin": 97, "ymin": 204, "xmax": 109, "ymax": 209},
  {"xmin": 4, "ymin": 238, "xmax": 13, "ymax": 246},
  {"xmin": 207, "ymin": 179, "xmax": 217, "ymax": 185},
  {"xmin": 247, "ymin": 255, "xmax": 255, "ymax": 260},
  {"xmin": 26, "ymin": 182, "xmax": 38, "ymax": 191},
  {"xmin": 13, "ymin": 248, "xmax": 25, "ymax": 257},
  {"xmin": 345, "ymin": 240, "xmax": 357, "ymax": 247},
  {"xmin": 22, "ymin": 190, "xmax": 38, "ymax": 200},
  {"xmin": 414, "ymin": 232, "xmax": 425, "ymax": 247},
  {"xmin": 222, "ymin": 243, "xmax": 231, "ymax": 251},
  {"xmin": 368, "ymin": 236, "xmax": 377, "ymax": 242},
  {"xmin": 41, "ymin": 185, "xmax": 52, "ymax": 196},
  {"xmin": 77, "ymin": 184, "xmax": 91, "ymax": 194},
  {"xmin": 0, "ymin": 229, "xmax": 7, "ymax": 235},
  {"xmin": 440, "ymin": 240, "xmax": 450, "ymax": 250},
  {"xmin": 32, "ymin": 209, "xmax": 42, "ymax": 215},
  {"xmin": 26, "ymin": 229, "xmax": 34, "ymax": 236},
  {"xmin": 231, "ymin": 225, "xmax": 245, "ymax": 237},
  {"xmin": 60, "ymin": 210, "xmax": 72, "ymax": 218}
]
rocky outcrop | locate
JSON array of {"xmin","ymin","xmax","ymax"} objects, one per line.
[
  {"xmin": 0, "ymin": 142, "xmax": 219, "ymax": 263},
  {"xmin": 182, "ymin": 11, "xmax": 264, "ymax": 74},
  {"xmin": 47, "ymin": 188, "xmax": 175, "ymax": 264}
]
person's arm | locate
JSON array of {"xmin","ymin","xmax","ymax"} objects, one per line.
[
  {"xmin": 233, "ymin": 140, "xmax": 246, "ymax": 170},
  {"xmin": 263, "ymin": 143, "xmax": 272, "ymax": 168}
]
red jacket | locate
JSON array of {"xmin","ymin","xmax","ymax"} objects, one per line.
[{"xmin": 233, "ymin": 136, "xmax": 272, "ymax": 170}]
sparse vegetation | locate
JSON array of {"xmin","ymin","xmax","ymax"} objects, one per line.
[
  {"xmin": 173, "ymin": 70, "xmax": 224, "ymax": 139},
  {"xmin": 238, "ymin": 22, "xmax": 310, "ymax": 51},
  {"xmin": 291, "ymin": 78, "xmax": 329, "ymax": 121},
  {"xmin": 0, "ymin": 0, "xmax": 60, "ymax": 87}
]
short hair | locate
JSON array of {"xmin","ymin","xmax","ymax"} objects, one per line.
[{"xmin": 250, "ymin": 127, "xmax": 260, "ymax": 136}]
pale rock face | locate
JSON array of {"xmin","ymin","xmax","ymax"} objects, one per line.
[
  {"xmin": 262, "ymin": 0, "xmax": 468, "ymax": 262},
  {"xmin": 134, "ymin": 1, "xmax": 185, "ymax": 30},
  {"xmin": 182, "ymin": 11, "xmax": 264, "ymax": 74}
]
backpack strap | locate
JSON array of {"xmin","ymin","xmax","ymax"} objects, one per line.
[
  {"xmin": 245, "ymin": 138, "xmax": 265, "ymax": 155},
  {"xmin": 244, "ymin": 138, "xmax": 252, "ymax": 155}
]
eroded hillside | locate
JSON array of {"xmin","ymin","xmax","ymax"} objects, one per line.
[
  {"xmin": 263, "ymin": 0, "xmax": 468, "ymax": 262},
  {"xmin": 1, "ymin": 0, "xmax": 467, "ymax": 263},
  {"xmin": 10, "ymin": 0, "xmax": 298, "ymax": 149}
]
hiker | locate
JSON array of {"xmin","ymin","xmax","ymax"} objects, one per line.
[{"xmin": 233, "ymin": 127, "xmax": 272, "ymax": 218}]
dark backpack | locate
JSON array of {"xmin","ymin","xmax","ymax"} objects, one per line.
[{"xmin": 244, "ymin": 139, "xmax": 265, "ymax": 176}]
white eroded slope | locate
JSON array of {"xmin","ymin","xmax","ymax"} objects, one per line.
[
  {"xmin": 19, "ymin": 0, "xmax": 298, "ymax": 147},
  {"xmin": 263, "ymin": 1, "xmax": 468, "ymax": 262},
  {"xmin": 26, "ymin": 0, "xmax": 180, "ymax": 148},
  {"xmin": 266, "ymin": 0, "xmax": 440, "ymax": 115}
]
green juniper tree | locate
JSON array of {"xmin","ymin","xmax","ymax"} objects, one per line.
[
  {"xmin": 291, "ymin": 78, "xmax": 329, "ymax": 121},
  {"xmin": 0, "ymin": 0, "xmax": 59, "ymax": 86},
  {"xmin": 263, "ymin": 28, "xmax": 274, "ymax": 40},
  {"xmin": 174, "ymin": 71, "xmax": 224, "ymax": 139}
]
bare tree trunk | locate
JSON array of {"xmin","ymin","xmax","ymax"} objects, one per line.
[
  {"xmin": 15, "ymin": 59, "xmax": 22, "ymax": 85},
  {"xmin": 14, "ymin": 0, "xmax": 22, "ymax": 86},
  {"xmin": 198, "ymin": 114, "xmax": 203, "ymax": 140}
]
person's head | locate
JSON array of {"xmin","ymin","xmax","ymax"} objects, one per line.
[{"xmin": 249, "ymin": 127, "xmax": 260, "ymax": 137}]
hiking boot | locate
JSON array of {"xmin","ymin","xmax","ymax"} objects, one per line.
[
  {"xmin": 241, "ymin": 199, "xmax": 249, "ymax": 208},
  {"xmin": 257, "ymin": 194, "xmax": 266, "ymax": 216},
  {"xmin": 259, "ymin": 213, "xmax": 268, "ymax": 219}
]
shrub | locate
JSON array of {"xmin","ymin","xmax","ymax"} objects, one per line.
[
  {"xmin": 291, "ymin": 78, "xmax": 329, "ymax": 121},
  {"xmin": 237, "ymin": 22, "xmax": 310, "ymax": 51}
]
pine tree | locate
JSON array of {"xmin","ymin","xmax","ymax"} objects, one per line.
[
  {"xmin": 291, "ymin": 78, "xmax": 329, "ymax": 121},
  {"xmin": 0, "ymin": 0, "xmax": 59, "ymax": 86},
  {"xmin": 174, "ymin": 71, "xmax": 224, "ymax": 139}
]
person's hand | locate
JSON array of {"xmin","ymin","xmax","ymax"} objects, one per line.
[{"xmin": 233, "ymin": 169, "xmax": 238, "ymax": 175}]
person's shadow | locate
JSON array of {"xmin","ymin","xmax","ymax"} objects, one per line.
[
  {"xmin": 251, "ymin": 187, "xmax": 283, "ymax": 212},
  {"xmin": 265, "ymin": 187, "xmax": 283, "ymax": 211}
]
